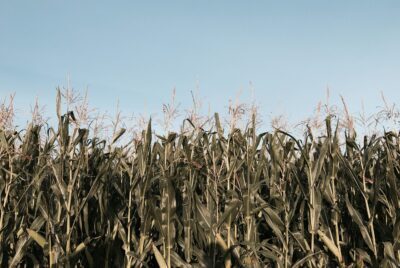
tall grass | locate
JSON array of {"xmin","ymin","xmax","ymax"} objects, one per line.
[{"xmin": 0, "ymin": 89, "xmax": 400, "ymax": 267}]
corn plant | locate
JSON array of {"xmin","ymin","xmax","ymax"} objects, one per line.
[{"xmin": 0, "ymin": 91, "xmax": 400, "ymax": 267}]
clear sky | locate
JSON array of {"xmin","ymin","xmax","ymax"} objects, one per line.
[{"xmin": 1, "ymin": 1, "xmax": 400, "ymax": 128}]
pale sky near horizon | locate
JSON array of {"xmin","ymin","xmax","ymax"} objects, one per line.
[{"xmin": 1, "ymin": 1, "xmax": 400, "ymax": 129}]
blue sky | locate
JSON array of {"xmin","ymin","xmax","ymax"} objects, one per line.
[{"xmin": 1, "ymin": 1, "xmax": 400, "ymax": 128}]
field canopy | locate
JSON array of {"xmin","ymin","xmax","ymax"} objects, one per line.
[{"xmin": 1, "ymin": 91, "xmax": 400, "ymax": 267}]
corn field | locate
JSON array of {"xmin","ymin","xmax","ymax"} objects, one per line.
[{"xmin": 1, "ymin": 92, "xmax": 400, "ymax": 267}]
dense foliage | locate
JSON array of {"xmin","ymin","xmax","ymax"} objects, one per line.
[{"xmin": 0, "ymin": 96, "xmax": 400, "ymax": 267}]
